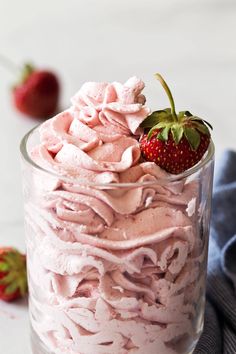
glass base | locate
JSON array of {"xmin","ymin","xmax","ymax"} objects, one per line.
[
  {"xmin": 30, "ymin": 325, "xmax": 198, "ymax": 354},
  {"xmin": 31, "ymin": 326, "xmax": 53, "ymax": 354}
]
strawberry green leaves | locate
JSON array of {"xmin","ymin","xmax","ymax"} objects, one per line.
[
  {"xmin": 152, "ymin": 122, "xmax": 185, "ymax": 144},
  {"xmin": 183, "ymin": 126, "xmax": 201, "ymax": 150},
  {"xmin": 0, "ymin": 249, "xmax": 27, "ymax": 300},
  {"xmin": 141, "ymin": 103, "xmax": 212, "ymax": 150},
  {"xmin": 147, "ymin": 121, "xmax": 171, "ymax": 140},
  {"xmin": 143, "ymin": 111, "xmax": 212, "ymax": 150},
  {"xmin": 0, "ymin": 262, "xmax": 9, "ymax": 272},
  {"xmin": 140, "ymin": 109, "xmax": 172, "ymax": 129},
  {"xmin": 189, "ymin": 116, "xmax": 213, "ymax": 130},
  {"xmin": 171, "ymin": 124, "xmax": 184, "ymax": 144},
  {"xmin": 5, "ymin": 282, "xmax": 19, "ymax": 295},
  {"xmin": 157, "ymin": 125, "xmax": 171, "ymax": 141},
  {"xmin": 192, "ymin": 120, "xmax": 210, "ymax": 136}
]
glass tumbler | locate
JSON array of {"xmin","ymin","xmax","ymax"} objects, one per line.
[{"xmin": 20, "ymin": 126, "xmax": 214, "ymax": 354}]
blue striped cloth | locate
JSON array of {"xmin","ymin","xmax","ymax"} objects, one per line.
[{"xmin": 194, "ymin": 151, "xmax": 236, "ymax": 354}]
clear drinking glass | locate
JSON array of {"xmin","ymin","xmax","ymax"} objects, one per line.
[{"xmin": 20, "ymin": 126, "xmax": 214, "ymax": 354}]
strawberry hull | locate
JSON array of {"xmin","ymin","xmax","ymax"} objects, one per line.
[{"xmin": 0, "ymin": 249, "xmax": 27, "ymax": 302}]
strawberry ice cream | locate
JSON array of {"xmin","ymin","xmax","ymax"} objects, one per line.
[{"xmin": 22, "ymin": 77, "xmax": 214, "ymax": 354}]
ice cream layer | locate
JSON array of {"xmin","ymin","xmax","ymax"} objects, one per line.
[{"xmin": 26, "ymin": 77, "xmax": 208, "ymax": 354}]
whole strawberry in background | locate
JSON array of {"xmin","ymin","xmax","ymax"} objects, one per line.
[
  {"xmin": 12, "ymin": 63, "xmax": 60, "ymax": 119},
  {"xmin": 0, "ymin": 248, "xmax": 27, "ymax": 302},
  {"xmin": 140, "ymin": 73, "xmax": 212, "ymax": 174}
]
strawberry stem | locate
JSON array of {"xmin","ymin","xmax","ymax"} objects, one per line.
[
  {"xmin": 0, "ymin": 53, "xmax": 20, "ymax": 75},
  {"xmin": 155, "ymin": 73, "xmax": 178, "ymax": 121}
]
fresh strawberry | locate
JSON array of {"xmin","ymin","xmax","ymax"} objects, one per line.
[
  {"xmin": 0, "ymin": 248, "xmax": 27, "ymax": 302},
  {"xmin": 140, "ymin": 74, "xmax": 212, "ymax": 174},
  {"xmin": 12, "ymin": 63, "xmax": 60, "ymax": 119}
]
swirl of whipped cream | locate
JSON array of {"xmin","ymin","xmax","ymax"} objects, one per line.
[
  {"xmin": 31, "ymin": 77, "xmax": 150, "ymax": 182},
  {"xmin": 71, "ymin": 77, "xmax": 148, "ymax": 134}
]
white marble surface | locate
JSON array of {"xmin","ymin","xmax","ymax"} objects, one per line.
[{"xmin": 0, "ymin": 0, "xmax": 235, "ymax": 352}]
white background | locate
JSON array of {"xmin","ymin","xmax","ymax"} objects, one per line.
[{"xmin": 0, "ymin": 0, "xmax": 235, "ymax": 353}]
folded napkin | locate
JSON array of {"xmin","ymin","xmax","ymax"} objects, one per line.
[{"xmin": 194, "ymin": 151, "xmax": 236, "ymax": 354}]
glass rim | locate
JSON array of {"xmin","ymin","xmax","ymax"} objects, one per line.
[{"xmin": 20, "ymin": 124, "xmax": 215, "ymax": 187}]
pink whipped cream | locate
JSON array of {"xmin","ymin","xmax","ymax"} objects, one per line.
[{"xmin": 26, "ymin": 77, "xmax": 207, "ymax": 354}]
